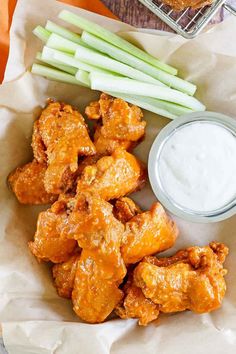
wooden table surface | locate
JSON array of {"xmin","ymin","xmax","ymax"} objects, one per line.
[{"xmin": 102, "ymin": 0, "xmax": 236, "ymax": 31}]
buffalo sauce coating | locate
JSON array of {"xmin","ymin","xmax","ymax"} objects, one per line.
[
  {"xmin": 85, "ymin": 93, "xmax": 146, "ymax": 155},
  {"xmin": 8, "ymin": 160, "xmax": 57, "ymax": 205},
  {"xmin": 134, "ymin": 242, "xmax": 228, "ymax": 314},
  {"xmin": 28, "ymin": 199, "xmax": 77, "ymax": 263},
  {"xmin": 121, "ymin": 202, "xmax": 179, "ymax": 264},
  {"xmin": 32, "ymin": 101, "xmax": 96, "ymax": 195},
  {"xmin": 67, "ymin": 194, "xmax": 126, "ymax": 323},
  {"xmin": 76, "ymin": 149, "xmax": 147, "ymax": 201},
  {"xmin": 53, "ymin": 253, "xmax": 80, "ymax": 299}
]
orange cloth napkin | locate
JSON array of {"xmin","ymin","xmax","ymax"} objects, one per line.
[{"xmin": 0, "ymin": 0, "xmax": 116, "ymax": 82}]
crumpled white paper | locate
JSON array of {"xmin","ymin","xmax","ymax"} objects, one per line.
[{"xmin": 0, "ymin": 0, "xmax": 236, "ymax": 353}]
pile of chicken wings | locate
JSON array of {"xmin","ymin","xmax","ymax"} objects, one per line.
[{"xmin": 8, "ymin": 93, "xmax": 228, "ymax": 325}]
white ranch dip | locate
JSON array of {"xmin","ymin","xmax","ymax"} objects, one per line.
[{"xmin": 158, "ymin": 122, "xmax": 236, "ymax": 212}]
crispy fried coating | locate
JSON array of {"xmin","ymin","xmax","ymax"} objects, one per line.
[
  {"xmin": 9, "ymin": 101, "xmax": 96, "ymax": 205},
  {"xmin": 76, "ymin": 155, "xmax": 101, "ymax": 176},
  {"xmin": 116, "ymin": 243, "xmax": 228, "ymax": 325},
  {"xmin": 85, "ymin": 93, "xmax": 146, "ymax": 154},
  {"xmin": 76, "ymin": 149, "xmax": 146, "ymax": 201},
  {"xmin": 8, "ymin": 160, "xmax": 57, "ymax": 205},
  {"xmin": 115, "ymin": 277, "xmax": 159, "ymax": 326},
  {"xmin": 113, "ymin": 197, "xmax": 142, "ymax": 224},
  {"xmin": 162, "ymin": 0, "xmax": 213, "ymax": 11},
  {"xmin": 93, "ymin": 126, "xmax": 132, "ymax": 155},
  {"xmin": 121, "ymin": 202, "xmax": 178, "ymax": 264},
  {"xmin": 134, "ymin": 242, "xmax": 228, "ymax": 315},
  {"xmin": 32, "ymin": 101, "xmax": 96, "ymax": 194},
  {"xmin": 31, "ymin": 120, "xmax": 47, "ymax": 163},
  {"xmin": 28, "ymin": 200, "xmax": 77, "ymax": 263},
  {"xmin": 68, "ymin": 194, "xmax": 126, "ymax": 323},
  {"xmin": 64, "ymin": 194, "xmax": 125, "ymax": 267},
  {"xmin": 52, "ymin": 253, "xmax": 80, "ymax": 298},
  {"xmin": 73, "ymin": 249, "xmax": 124, "ymax": 323}
]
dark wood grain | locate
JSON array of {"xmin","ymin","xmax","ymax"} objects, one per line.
[
  {"xmin": 102, "ymin": 0, "xmax": 173, "ymax": 30},
  {"xmin": 102, "ymin": 0, "xmax": 234, "ymax": 31}
]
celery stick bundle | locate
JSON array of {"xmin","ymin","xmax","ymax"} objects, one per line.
[{"xmin": 31, "ymin": 11, "xmax": 205, "ymax": 119}]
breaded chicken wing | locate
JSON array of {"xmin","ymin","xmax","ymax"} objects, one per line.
[
  {"xmin": 113, "ymin": 197, "xmax": 142, "ymax": 224},
  {"xmin": 93, "ymin": 126, "xmax": 132, "ymax": 155},
  {"xmin": 33, "ymin": 101, "xmax": 96, "ymax": 194},
  {"xmin": 121, "ymin": 202, "xmax": 178, "ymax": 264},
  {"xmin": 48, "ymin": 193, "xmax": 127, "ymax": 322},
  {"xmin": 115, "ymin": 276, "xmax": 159, "ymax": 326},
  {"xmin": 162, "ymin": 0, "xmax": 213, "ymax": 11},
  {"xmin": 76, "ymin": 149, "xmax": 146, "ymax": 201},
  {"xmin": 67, "ymin": 194, "xmax": 126, "ymax": 323},
  {"xmin": 64, "ymin": 194, "xmax": 125, "ymax": 269},
  {"xmin": 134, "ymin": 242, "xmax": 228, "ymax": 315},
  {"xmin": 8, "ymin": 160, "xmax": 57, "ymax": 205},
  {"xmin": 9, "ymin": 101, "xmax": 96, "ymax": 205},
  {"xmin": 31, "ymin": 120, "xmax": 47, "ymax": 164},
  {"xmin": 29, "ymin": 199, "xmax": 77, "ymax": 263},
  {"xmin": 53, "ymin": 253, "xmax": 80, "ymax": 298},
  {"xmin": 85, "ymin": 93, "xmax": 146, "ymax": 154},
  {"xmin": 116, "ymin": 243, "xmax": 228, "ymax": 325},
  {"xmin": 73, "ymin": 249, "xmax": 124, "ymax": 323}
]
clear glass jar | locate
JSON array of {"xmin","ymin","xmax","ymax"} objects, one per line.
[{"xmin": 148, "ymin": 112, "xmax": 236, "ymax": 223}]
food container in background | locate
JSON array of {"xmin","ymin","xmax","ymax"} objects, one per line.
[
  {"xmin": 138, "ymin": 0, "xmax": 236, "ymax": 39},
  {"xmin": 148, "ymin": 112, "xmax": 236, "ymax": 222}
]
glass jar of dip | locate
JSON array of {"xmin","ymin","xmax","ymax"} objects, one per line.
[{"xmin": 148, "ymin": 112, "xmax": 236, "ymax": 223}]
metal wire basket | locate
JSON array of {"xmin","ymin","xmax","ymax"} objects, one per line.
[{"xmin": 138, "ymin": 0, "xmax": 236, "ymax": 38}]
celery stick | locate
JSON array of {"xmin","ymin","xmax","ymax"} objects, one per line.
[
  {"xmin": 107, "ymin": 94, "xmax": 177, "ymax": 119},
  {"xmin": 59, "ymin": 10, "xmax": 177, "ymax": 75},
  {"xmin": 33, "ymin": 26, "xmax": 51, "ymax": 43},
  {"xmin": 31, "ymin": 63, "xmax": 87, "ymax": 87},
  {"xmin": 46, "ymin": 33, "xmax": 79, "ymax": 54},
  {"xmin": 108, "ymin": 93, "xmax": 192, "ymax": 117},
  {"xmin": 50, "ymin": 49, "xmax": 119, "ymax": 75},
  {"xmin": 81, "ymin": 31, "xmax": 196, "ymax": 96},
  {"xmin": 75, "ymin": 46, "xmax": 165, "ymax": 86},
  {"xmin": 74, "ymin": 70, "xmax": 179, "ymax": 118},
  {"xmin": 45, "ymin": 20, "xmax": 83, "ymax": 44},
  {"xmin": 46, "ymin": 31, "xmax": 96, "ymax": 55},
  {"xmin": 41, "ymin": 47, "xmax": 65, "ymax": 62},
  {"xmin": 76, "ymin": 70, "xmax": 90, "ymax": 87},
  {"xmin": 48, "ymin": 31, "xmax": 165, "ymax": 88},
  {"xmin": 36, "ymin": 52, "xmax": 77, "ymax": 75},
  {"xmin": 89, "ymin": 72, "xmax": 205, "ymax": 111}
]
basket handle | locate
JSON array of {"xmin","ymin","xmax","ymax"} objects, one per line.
[{"xmin": 223, "ymin": 3, "xmax": 236, "ymax": 16}]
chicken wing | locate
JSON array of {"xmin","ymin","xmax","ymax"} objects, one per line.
[
  {"xmin": 52, "ymin": 253, "xmax": 80, "ymax": 298},
  {"xmin": 116, "ymin": 243, "xmax": 228, "ymax": 325},
  {"xmin": 85, "ymin": 93, "xmax": 146, "ymax": 155},
  {"xmin": 121, "ymin": 202, "xmax": 178, "ymax": 264},
  {"xmin": 113, "ymin": 197, "xmax": 142, "ymax": 224},
  {"xmin": 9, "ymin": 101, "xmax": 96, "ymax": 204},
  {"xmin": 72, "ymin": 249, "xmax": 124, "ymax": 323},
  {"xmin": 162, "ymin": 0, "xmax": 213, "ymax": 11},
  {"xmin": 29, "ymin": 199, "xmax": 77, "ymax": 263},
  {"xmin": 31, "ymin": 120, "xmax": 47, "ymax": 164},
  {"xmin": 8, "ymin": 160, "xmax": 57, "ymax": 205},
  {"xmin": 64, "ymin": 194, "xmax": 125, "ymax": 267},
  {"xmin": 76, "ymin": 149, "xmax": 146, "ymax": 201},
  {"xmin": 67, "ymin": 194, "xmax": 127, "ymax": 323},
  {"xmin": 33, "ymin": 101, "xmax": 96, "ymax": 194},
  {"xmin": 115, "ymin": 276, "xmax": 159, "ymax": 326},
  {"xmin": 134, "ymin": 242, "xmax": 228, "ymax": 315}
]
